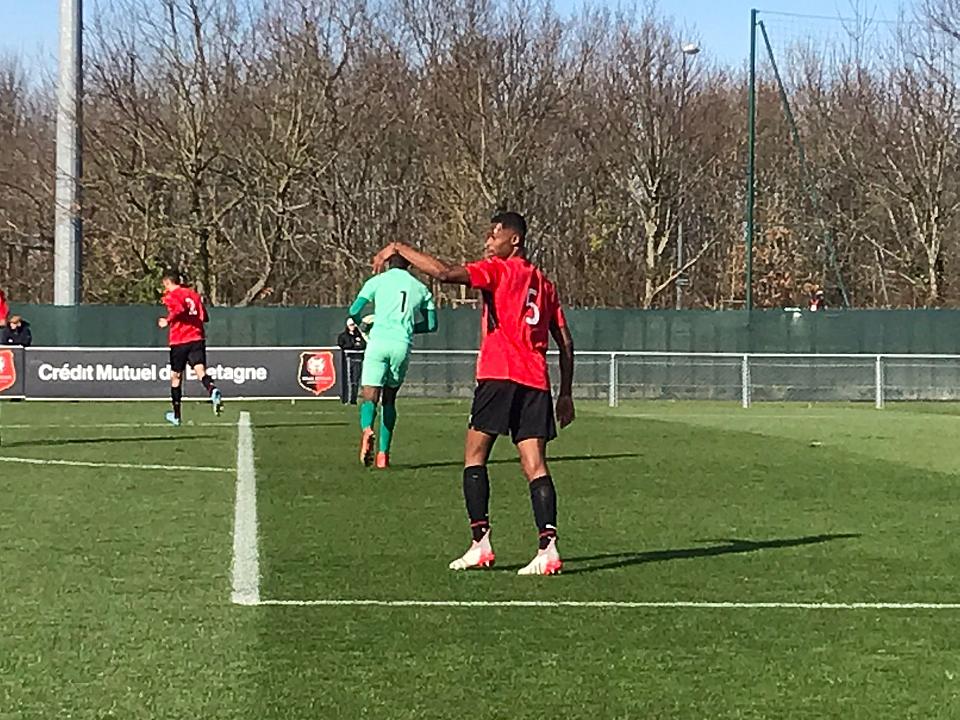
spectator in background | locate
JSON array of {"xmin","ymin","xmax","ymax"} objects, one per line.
[
  {"xmin": 809, "ymin": 288, "xmax": 826, "ymax": 312},
  {"xmin": 1, "ymin": 315, "xmax": 32, "ymax": 347},
  {"xmin": 0, "ymin": 288, "xmax": 8, "ymax": 327},
  {"xmin": 337, "ymin": 317, "xmax": 367, "ymax": 404}
]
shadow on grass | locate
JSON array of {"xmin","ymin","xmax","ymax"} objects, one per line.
[
  {"xmin": 1, "ymin": 434, "xmax": 216, "ymax": 448},
  {"xmin": 397, "ymin": 453, "xmax": 642, "ymax": 471},
  {"xmin": 0, "ymin": 422, "xmax": 348, "ymax": 448},
  {"xmin": 493, "ymin": 533, "xmax": 861, "ymax": 574}
]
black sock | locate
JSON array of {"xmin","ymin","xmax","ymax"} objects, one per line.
[
  {"xmin": 529, "ymin": 475, "xmax": 557, "ymax": 550},
  {"xmin": 201, "ymin": 375, "xmax": 216, "ymax": 396},
  {"xmin": 171, "ymin": 386, "xmax": 183, "ymax": 420},
  {"xmin": 463, "ymin": 465, "xmax": 490, "ymax": 542}
]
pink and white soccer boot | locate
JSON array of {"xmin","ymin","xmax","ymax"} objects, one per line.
[
  {"xmin": 517, "ymin": 537, "xmax": 563, "ymax": 576},
  {"xmin": 448, "ymin": 530, "xmax": 496, "ymax": 570}
]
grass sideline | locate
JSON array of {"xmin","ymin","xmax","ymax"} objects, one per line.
[{"xmin": 1, "ymin": 399, "xmax": 959, "ymax": 718}]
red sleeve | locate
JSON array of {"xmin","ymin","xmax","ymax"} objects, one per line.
[
  {"xmin": 465, "ymin": 258, "xmax": 503, "ymax": 291},
  {"xmin": 0, "ymin": 290, "xmax": 8, "ymax": 322},
  {"xmin": 164, "ymin": 291, "xmax": 184, "ymax": 321}
]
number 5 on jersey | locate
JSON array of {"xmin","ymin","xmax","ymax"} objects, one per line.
[{"xmin": 525, "ymin": 288, "xmax": 541, "ymax": 326}]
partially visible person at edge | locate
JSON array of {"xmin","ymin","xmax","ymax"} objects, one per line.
[
  {"xmin": 372, "ymin": 211, "xmax": 575, "ymax": 576},
  {"xmin": 1, "ymin": 315, "xmax": 32, "ymax": 347},
  {"xmin": 0, "ymin": 288, "xmax": 8, "ymax": 327}
]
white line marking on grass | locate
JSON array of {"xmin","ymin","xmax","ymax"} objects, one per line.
[
  {"xmin": 254, "ymin": 599, "xmax": 960, "ymax": 610},
  {"xmin": 0, "ymin": 456, "xmax": 232, "ymax": 473},
  {"xmin": 230, "ymin": 411, "xmax": 260, "ymax": 606},
  {"xmin": 4, "ymin": 422, "xmax": 236, "ymax": 429},
  {"xmin": 608, "ymin": 413, "xmax": 840, "ymax": 421}
]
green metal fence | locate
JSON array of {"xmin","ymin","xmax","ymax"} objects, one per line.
[{"xmin": 11, "ymin": 304, "xmax": 960, "ymax": 353}]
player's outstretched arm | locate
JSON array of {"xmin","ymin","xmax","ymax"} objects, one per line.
[
  {"xmin": 551, "ymin": 322, "xmax": 576, "ymax": 428},
  {"xmin": 375, "ymin": 242, "xmax": 470, "ymax": 285}
]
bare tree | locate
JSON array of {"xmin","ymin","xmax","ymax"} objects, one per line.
[
  {"xmin": 0, "ymin": 56, "xmax": 55, "ymax": 302},
  {"xmin": 2, "ymin": 0, "xmax": 957, "ymax": 309}
]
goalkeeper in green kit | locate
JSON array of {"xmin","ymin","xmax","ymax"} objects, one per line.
[{"xmin": 348, "ymin": 253, "xmax": 438, "ymax": 468}]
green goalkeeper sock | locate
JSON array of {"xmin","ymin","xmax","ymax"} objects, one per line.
[
  {"xmin": 380, "ymin": 404, "xmax": 397, "ymax": 453},
  {"xmin": 359, "ymin": 401, "xmax": 377, "ymax": 430}
]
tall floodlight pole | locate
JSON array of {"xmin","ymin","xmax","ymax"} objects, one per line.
[
  {"xmin": 745, "ymin": 8, "xmax": 758, "ymax": 312},
  {"xmin": 676, "ymin": 42, "xmax": 700, "ymax": 310},
  {"xmin": 54, "ymin": 0, "xmax": 83, "ymax": 305}
]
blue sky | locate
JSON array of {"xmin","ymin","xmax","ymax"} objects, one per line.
[{"xmin": 0, "ymin": 0, "xmax": 913, "ymax": 78}]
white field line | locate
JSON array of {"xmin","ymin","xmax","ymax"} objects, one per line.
[
  {"xmin": 0, "ymin": 456, "xmax": 232, "ymax": 473},
  {"xmin": 255, "ymin": 599, "xmax": 960, "ymax": 611},
  {"xmin": 2, "ymin": 422, "xmax": 236, "ymax": 429},
  {"xmin": 250, "ymin": 409, "xmax": 467, "ymax": 416},
  {"xmin": 230, "ymin": 411, "xmax": 260, "ymax": 606},
  {"xmin": 596, "ymin": 412, "xmax": 844, "ymax": 421}
]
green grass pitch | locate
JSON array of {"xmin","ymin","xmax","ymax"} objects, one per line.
[{"xmin": 1, "ymin": 399, "xmax": 959, "ymax": 718}]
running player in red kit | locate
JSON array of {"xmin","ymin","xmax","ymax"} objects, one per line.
[
  {"xmin": 373, "ymin": 212, "xmax": 575, "ymax": 575},
  {"xmin": 158, "ymin": 271, "xmax": 223, "ymax": 426}
]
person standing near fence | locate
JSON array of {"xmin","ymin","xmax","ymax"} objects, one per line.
[
  {"xmin": 337, "ymin": 318, "xmax": 367, "ymax": 405},
  {"xmin": 0, "ymin": 288, "xmax": 8, "ymax": 327},
  {"xmin": 1, "ymin": 316, "xmax": 31, "ymax": 347},
  {"xmin": 809, "ymin": 288, "xmax": 826, "ymax": 312}
]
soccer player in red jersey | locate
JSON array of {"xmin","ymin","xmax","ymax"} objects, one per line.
[
  {"xmin": 157, "ymin": 271, "xmax": 223, "ymax": 426},
  {"xmin": 0, "ymin": 288, "xmax": 9, "ymax": 327},
  {"xmin": 373, "ymin": 212, "xmax": 575, "ymax": 575}
]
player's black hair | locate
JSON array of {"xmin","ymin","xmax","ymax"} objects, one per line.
[
  {"xmin": 490, "ymin": 211, "xmax": 527, "ymax": 244},
  {"xmin": 386, "ymin": 253, "xmax": 410, "ymax": 270},
  {"xmin": 162, "ymin": 270, "xmax": 183, "ymax": 285}
]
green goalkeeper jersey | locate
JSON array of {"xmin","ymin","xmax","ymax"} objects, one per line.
[{"xmin": 351, "ymin": 268, "xmax": 436, "ymax": 346}]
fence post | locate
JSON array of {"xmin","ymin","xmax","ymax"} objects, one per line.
[
  {"xmin": 875, "ymin": 355, "xmax": 884, "ymax": 409},
  {"xmin": 741, "ymin": 354, "xmax": 751, "ymax": 408},
  {"xmin": 608, "ymin": 353, "xmax": 618, "ymax": 408}
]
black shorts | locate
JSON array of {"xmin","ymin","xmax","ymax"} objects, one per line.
[
  {"xmin": 469, "ymin": 380, "xmax": 557, "ymax": 444},
  {"xmin": 169, "ymin": 340, "xmax": 207, "ymax": 374}
]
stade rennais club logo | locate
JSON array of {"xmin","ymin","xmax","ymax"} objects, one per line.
[
  {"xmin": 0, "ymin": 349, "xmax": 16, "ymax": 393},
  {"xmin": 297, "ymin": 351, "xmax": 337, "ymax": 396}
]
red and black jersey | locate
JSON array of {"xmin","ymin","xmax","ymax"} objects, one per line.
[
  {"xmin": 465, "ymin": 255, "xmax": 567, "ymax": 392},
  {"xmin": 163, "ymin": 286, "xmax": 208, "ymax": 346}
]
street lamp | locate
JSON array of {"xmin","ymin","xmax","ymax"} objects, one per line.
[{"xmin": 676, "ymin": 42, "xmax": 699, "ymax": 310}]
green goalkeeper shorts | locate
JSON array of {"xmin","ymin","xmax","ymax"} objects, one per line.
[{"xmin": 360, "ymin": 340, "xmax": 411, "ymax": 389}]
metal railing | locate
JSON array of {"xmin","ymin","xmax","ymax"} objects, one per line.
[
  {"xmin": 6, "ymin": 346, "xmax": 959, "ymax": 405},
  {"xmin": 394, "ymin": 351, "xmax": 960, "ymax": 407}
]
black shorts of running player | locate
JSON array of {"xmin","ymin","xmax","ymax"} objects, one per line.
[
  {"xmin": 469, "ymin": 380, "xmax": 557, "ymax": 444},
  {"xmin": 169, "ymin": 340, "xmax": 207, "ymax": 374}
]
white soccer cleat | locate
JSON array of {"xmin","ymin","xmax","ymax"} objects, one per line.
[
  {"xmin": 517, "ymin": 538, "xmax": 563, "ymax": 576},
  {"xmin": 211, "ymin": 388, "xmax": 223, "ymax": 416},
  {"xmin": 448, "ymin": 531, "xmax": 495, "ymax": 570}
]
